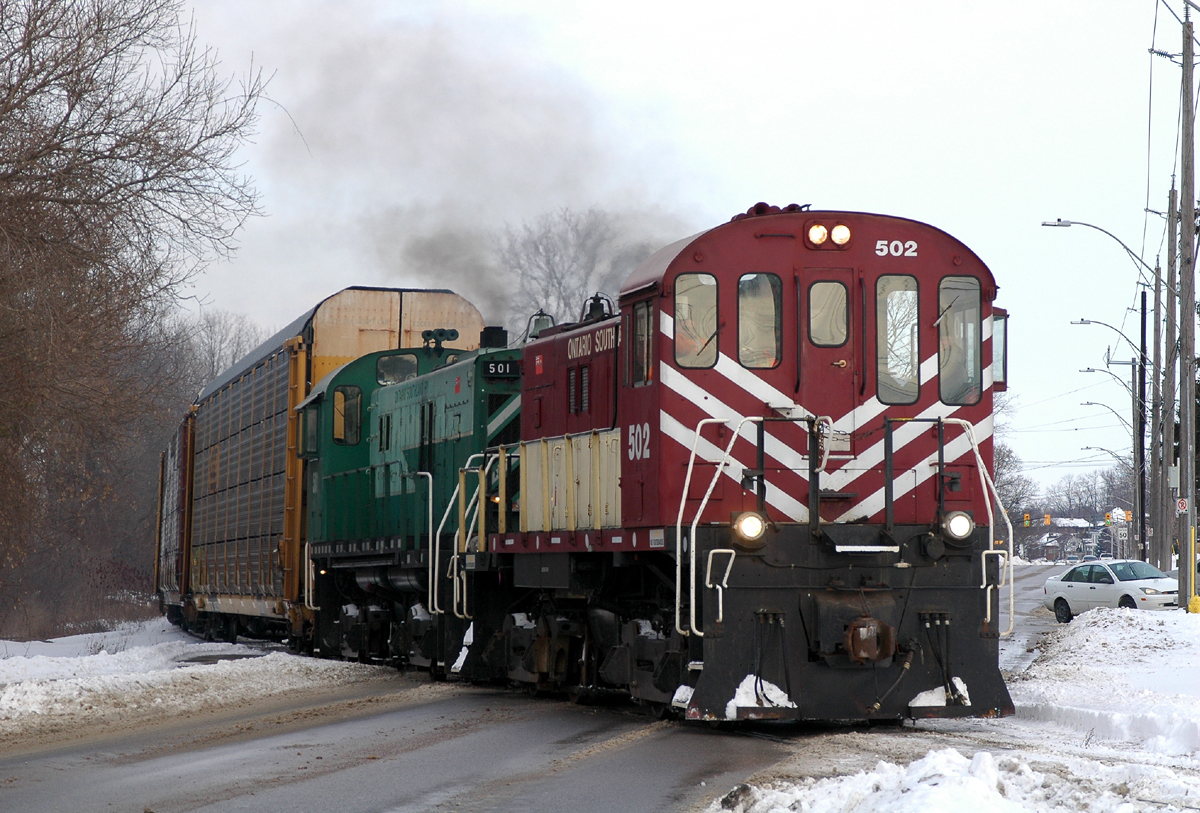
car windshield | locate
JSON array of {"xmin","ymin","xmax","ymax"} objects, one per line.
[{"xmin": 1109, "ymin": 561, "xmax": 1168, "ymax": 581}]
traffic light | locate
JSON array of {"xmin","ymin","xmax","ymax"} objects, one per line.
[
  {"xmin": 1105, "ymin": 513, "xmax": 1112, "ymax": 525},
  {"xmin": 1125, "ymin": 510, "xmax": 1133, "ymax": 522},
  {"xmin": 1023, "ymin": 513, "xmax": 1030, "ymax": 527},
  {"xmin": 1044, "ymin": 514, "xmax": 1051, "ymax": 526}
]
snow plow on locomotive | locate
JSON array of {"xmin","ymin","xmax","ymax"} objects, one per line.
[{"xmin": 156, "ymin": 204, "xmax": 1015, "ymax": 722}]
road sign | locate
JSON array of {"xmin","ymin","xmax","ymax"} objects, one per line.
[
  {"xmin": 1179, "ymin": 498, "xmax": 1189, "ymax": 514},
  {"xmin": 1117, "ymin": 528, "xmax": 1129, "ymax": 542}
]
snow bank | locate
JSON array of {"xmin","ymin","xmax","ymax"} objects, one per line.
[
  {"xmin": 1008, "ymin": 608, "xmax": 1200, "ymax": 756},
  {"xmin": 0, "ymin": 618, "xmax": 387, "ymax": 736},
  {"xmin": 711, "ymin": 747, "xmax": 1200, "ymax": 813}
]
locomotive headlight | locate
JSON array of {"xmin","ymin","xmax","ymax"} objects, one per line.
[
  {"xmin": 808, "ymin": 224, "xmax": 828, "ymax": 245},
  {"xmin": 733, "ymin": 511, "xmax": 767, "ymax": 542},
  {"xmin": 831, "ymin": 224, "xmax": 851, "ymax": 245},
  {"xmin": 942, "ymin": 511, "xmax": 975, "ymax": 541}
]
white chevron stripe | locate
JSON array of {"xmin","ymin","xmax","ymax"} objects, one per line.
[
  {"xmin": 660, "ymin": 410, "xmax": 809, "ymax": 522},
  {"xmin": 835, "ymin": 415, "xmax": 994, "ymax": 522},
  {"xmin": 658, "ymin": 311, "xmax": 996, "ymax": 521}
]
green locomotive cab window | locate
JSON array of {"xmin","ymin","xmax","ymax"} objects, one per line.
[
  {"xmin": 332, "ymin": 385, "xmax": 362, "ymax": 445},
  {"xmin": 738, "ymin": 273, "xmax": 782, "ymax": 368},
  {"xmin": 876, "ymin": 275, "xmax": 919, "ymax": 404},
  {"xmin": 301, "ymin": 406, "xmax": 319, "ymax": 458},
  {"xmin": 937, "ymin": 276, "xmax": 982, "ymax": 405},
  {"xmin": 675, "ymin": 273, "xmax": 718, "ymax": 368},
  {"xmin": 377, "ymin": 353, "xmax": 419, "ymax": 385}
]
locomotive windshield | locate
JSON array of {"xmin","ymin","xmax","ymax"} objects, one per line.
[
  {"xmin": 937, "ymin": 276, "xmax": 982, "ymax": 405},
  {"xmin": 377, "ymin": 353, "xmax": 418, "ymax": 385},
  {"xmin": 738, "ymin": 273, "xmax": 782, "ymax": 368},
  {"xmin": 876, "ymin": 275, "xmax": 920, "ymax": 404},
  {"xmin": 674, "ymin": 273, "xmax": 718, "ymax": 368}
]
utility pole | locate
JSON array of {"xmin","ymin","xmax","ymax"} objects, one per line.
[
  {"xmin": 1152, "ymin": 260, "xmax": 1163, "ymax": 566},
  {"xmin": 1166, "ymin": 186, "xmax": 1179, "ymax": 572},
  {"xmin": 1181, "ymin": 11, "xmax": 1196, "ymax": 608},
  {"xmin": 1139, "ymin": 290, "xmax": 1148, "ymax": 560}
]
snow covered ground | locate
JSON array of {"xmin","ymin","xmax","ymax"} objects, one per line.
[
  {"xmin": 0, "ymin": 619, "xmax": 385, "ymax": 737},
  {"xmin": 4, "ymin": 603, "xmax": 1200, "ymax": 811},
  {"xmin": 716, "ymin": 607, "xmax": 1200, "ymax": 812}
]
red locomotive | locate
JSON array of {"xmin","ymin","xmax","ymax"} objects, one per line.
[{"xmin": 484, "ymin": 203, "xmax": 1014, "ymax": 720}]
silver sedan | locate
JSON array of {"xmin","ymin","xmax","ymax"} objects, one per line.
[{"xmin": 1043, "ymin": 559, "xmax": 1178, "ymax": 623}]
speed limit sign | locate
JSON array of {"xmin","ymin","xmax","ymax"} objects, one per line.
[{"xmin": 1179, "ymin": 498, "xmax": 1189, "ymax": 514}]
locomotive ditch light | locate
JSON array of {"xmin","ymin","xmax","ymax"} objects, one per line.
[
  {"xmin": 942, "ymin": 511, "xmax": 975, "ymax": 541},
  {"xmin": 807, "ymin": 223, "xmax": 828, "ymax": 245},
  {"xmin": 733, "ymin": 511, "xmax": 767, "ymax": 543},
  {"xmin": 831, "ymin": 224, "xmax": 851, "ymax": 245}
]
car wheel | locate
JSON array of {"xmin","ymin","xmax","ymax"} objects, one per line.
[
  {"xmin": 1054, "ymin": 598, "xmax": 1073, "ymax": 623},
  {"xmin": 1118, "ymin": 595, "xmax": 1137, "ymax": 609}
]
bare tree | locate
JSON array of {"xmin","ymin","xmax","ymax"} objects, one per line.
[
  {"xmin": 187, "ymin": 310, "xmax": 268, "ymax": 383},
  {"xmin": 0, "ymin": 0, "xmax": 264, "ymax": 633},
  {"xmin": 993, "ymin": 442, "xmax": 1038, "ymax": 517},
  {"xmin": 496, "ymin": 207, "xmax": 659, "ymax": 330}
]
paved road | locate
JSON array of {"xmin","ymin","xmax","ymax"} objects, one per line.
[
  {"xmin": 998, "ymin": 563, "xmax": 1068, "ymax": 673},
  {"xmin": 0, "ymin": 565, "xmax": 1072, "ymax": 813},
  {"xmin": 0, "ymin": 679, "xmax": 787, "ymax": 813}
]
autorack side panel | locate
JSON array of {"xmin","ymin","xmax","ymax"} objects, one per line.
[{"xmin": 155, "ymin": 413, "xmax": 193, "ymax": 610}]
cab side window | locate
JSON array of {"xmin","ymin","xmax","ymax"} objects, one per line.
[
  {"xmin": 631, "ymin": 300, "xmax": 653, "ymax": 385},
  {"xmin": 332, "ymin": 385, "xmax": 361, "ymax": 445}
]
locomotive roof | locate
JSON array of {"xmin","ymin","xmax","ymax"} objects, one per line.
[
  {"xmin": 618, "ymin": 208, "xmax": 995, "ymax": 298},
  {"xmin": 196, "ymin": 286, "xmax": 456, "ymax": 403}
]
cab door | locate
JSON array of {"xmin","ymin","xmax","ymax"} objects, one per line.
[{"xmin": 799, "ymin": 268, "xmax": 859, "ymax": 440}]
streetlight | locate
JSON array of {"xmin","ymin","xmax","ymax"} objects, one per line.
[
  {"xmin": 1072, "ymin": 319, "xmax": 1149, "ymax": 366},
  {"xmin": 1042, "ymin": 219, "xmax": 1161, "ymax": 289},
  {"xmin": 1048, "ymin": 217, "xmax": 1155, "ymax": 563},
  {"xmin": 1081, "ymin": 402, "xmax": 1133, "ymax": 432}
]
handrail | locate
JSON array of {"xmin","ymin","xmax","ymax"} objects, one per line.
[
  {"xmin": 674, "ymin": 418, "xmax": 734, "ymax": 635},
  {"xmin": 449, "ymin": 454, "xmax": 496, "ymax": 620},
  {"xmin": 304, "ymin": 542, "xmax": 319, "ymax": 611},
  {"xmin": 431, "ymin": 452, "xmax": 487, "ymax": 615},
  {"xmin": 704, "ymin": 549, "xmax": 737, "ymax": 623},
  {"xmin": 687, "ymin": 416, "xmax": 763, "ymax": 638},
  {"xmin": 944, "ymin": 418, "xmax": 1015, "ymax": 637}
]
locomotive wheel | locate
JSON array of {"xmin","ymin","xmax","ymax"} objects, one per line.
[
  {"xmin": 1118, "ymin": 595, "xmax": 1137, "ymax": 609},
  {"xmin": 1053, "ymin": 599, "xmax": 1073, "ymax": 624}
]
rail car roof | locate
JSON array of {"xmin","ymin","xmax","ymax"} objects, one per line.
[{"xmin": 196, "ymin": 286, "xmax": 456, "ymax": 403}]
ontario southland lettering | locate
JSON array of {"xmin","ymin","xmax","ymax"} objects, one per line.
[{"xmin": 567, "ymin": 325, "xmax": 618, "ymax": 360}]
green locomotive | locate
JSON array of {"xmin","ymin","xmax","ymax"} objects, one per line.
[{"xmin": 300, "ymin": 328, "xmax": 521, "ymax": 672}]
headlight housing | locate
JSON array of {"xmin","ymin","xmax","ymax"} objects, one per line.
[
  {"xmin": 942, "ymin": 511, "xmax": 975, "ymax": 541},
  {"xmin": 1141, "ymin": 587, "xmax": 1161, "ymax": 595},
  {"xmin": 733, "ymin": 511, "xmax": 767, "ymax": 543},
  {"xmin": 807, "ymin": 224, "xmax": 828, "ymax": 245}
]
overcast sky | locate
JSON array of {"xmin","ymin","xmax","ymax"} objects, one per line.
[{"xmin": 186, "ymin": 0, "xmax": 1190, "ymax": 488}]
